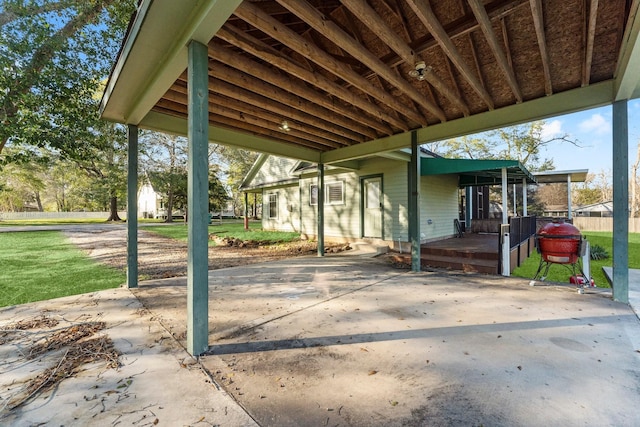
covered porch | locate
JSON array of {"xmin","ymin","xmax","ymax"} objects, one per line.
[{"xmin": 100, "ymin": 0, "xmax": 640, "ymax": 355}]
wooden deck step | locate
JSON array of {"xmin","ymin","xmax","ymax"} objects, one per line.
[
  {"xmin": 421, "ymin": 246, "xmax": 499, "ymax": 261},
  {"xmin": 389, "ymin": 253, "xmax": 499, "ymax": 275}
]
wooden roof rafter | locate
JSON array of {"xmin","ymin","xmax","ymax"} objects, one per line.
[
  {"xmin": 339, "ymin": 0, "xmax": 471, "ymax": 116},
  {"xmin": 215, "ymin": 26, "xmax": 403, "ymax": 133},
  {"xmin": 233, "ymin": 1, "xmax": 426, "ymax": 127},
  {"xmin": 201, "ymin": 76, "xmax": 352, "ymax": 145},
  {"xmin": 207, "ymin": 40, "xmax": 391, "ymax": 137},
  {"xmin": 154, "ymin": 96, "xmax": 334, "ymax": 151},
  {"xmin": 529, "ymin": 0, "xmax": 553, "ymax": 96},
  {"xmin": 406, "ymin": 0, "xmax": 496, "ymax": 110},
  {"xmin": 583, "ymin": 0, "xmax": 599, "ymax": 86},
  {"xmin": 208, "ymin": 61, "xmax": 369, "ymax": 143},
  {"xmin": 164, "ymin": 81, "xmax": 352, "ymax": 149},
  {"xmin": 467, "ymin": 0, "xmax": 523, "ymax": 103},
  {"xmin": 274, "ymin": 0, "xmax": 447, "ymax": 123}
]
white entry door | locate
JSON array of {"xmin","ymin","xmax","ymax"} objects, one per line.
[{"xmin": 363, "ymin": 176, "xmax": 382, "ymax": 238}]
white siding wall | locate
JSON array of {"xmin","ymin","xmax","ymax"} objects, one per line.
[
  {"xmin": 252, "ymin": 156, "xmax": 298, "ymax": 186},
  {"xmin": 254, "ymin": 156, "xmax": 458, "ymax": 244},
  {"xmin": 358, "ymin": 158, "xmax": 409, "ymax": 241},
  {"xmin": 262, "ymin": 185, "xmax": 300, "ymax": 232},
  {"xmin": 138, "ymin": 183, "xmax": 160, "ymax": 218},
  {"xmin": 299, "ymin": 158, "xmax": 408, "ymax": 241},
  {"xmin": 300, "ymin": 172, "xmax": 358, "ymax": 238},
  {"xmin": 420, "ymin": 174, "xmax": 459, "ymax": 241}
]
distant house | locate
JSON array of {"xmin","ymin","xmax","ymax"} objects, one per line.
[
  {"xmin": 574, "ymin": 201, "xmax": 613, "ymax": 217},
  {"xmin": 211, "ymin": 202, "xmax": 236, "ymax": 218},
  {"xmin": 137, "ymin": 180, "xmax": 162, "ymax": 219},
  {"xmin": 240, "ymin": 151, "xmax": 536, "ymax": 249},
  {"xmin": 542, "ymin": 204, "xmax": 569, "ymax": 218}
]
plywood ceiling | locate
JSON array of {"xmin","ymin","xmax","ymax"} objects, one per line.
[{"xmin": 151, "ymin": 0, "xmax": 629, "ymax": 153}]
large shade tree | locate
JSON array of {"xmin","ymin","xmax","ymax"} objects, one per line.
[
  {"xmin": 0, "ymin": 0, "xmax": 135, "ymax": 164},
  {"xmin": 431, "ymin": 121, "xmax": 581, "ymax": 216}
]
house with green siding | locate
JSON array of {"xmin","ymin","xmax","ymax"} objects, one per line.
[{"xmin": 241, "ymin": 150, "xmax": 535, "ymax": 251}]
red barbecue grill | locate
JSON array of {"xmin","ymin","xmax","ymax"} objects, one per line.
[{"xmin": 533, "ymin": 220, "xmax": 593, "ymax": 286}]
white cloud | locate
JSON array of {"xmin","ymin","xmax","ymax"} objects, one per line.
[
  {"xmin": 541, "ymin": 120, "xmax": 563, "ymax": 140},
  {"xmin": 578, "ymin": 113, "xmax": 610, "ymax": 134}
]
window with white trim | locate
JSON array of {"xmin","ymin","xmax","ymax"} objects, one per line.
[
  {"xmin": 309, "ymin": 182, "xmax": 344, "ymax": 205},
  {"xmin": 267, "ymin": 193, "xmax": 278, "ymax": 219}
]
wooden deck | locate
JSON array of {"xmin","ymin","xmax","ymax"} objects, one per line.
[{"xmin": 390, "ymin": 233, "xmax": 501, "ymax": 274}]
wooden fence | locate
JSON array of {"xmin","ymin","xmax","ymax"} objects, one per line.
[{"xmin": 573, "ymin": 217, "xmax": 640, "ymax": 233}]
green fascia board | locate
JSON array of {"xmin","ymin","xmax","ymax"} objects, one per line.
[
  {"xmin": 100, "ymin": 0, "xmax": 243, "ymax": 124},
  {"xmin": 321, "ymin": 81, "xmax": 614, "ymax": 164},
  {"xmin": 421, "ymin": 158, "xmax": 537, "ymax": 187},
  {"xmin": 615, "ymin": 0, "xmax": 640, "ymax": 100}
]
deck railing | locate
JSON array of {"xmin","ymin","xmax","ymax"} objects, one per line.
[{"xmin": 498, "ymin": 215, "xmax": 537, "ymax": 274}]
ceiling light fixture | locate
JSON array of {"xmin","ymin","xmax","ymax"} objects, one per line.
[
  {"xmin": 409, "ymin": 61, "xmax": 432, "ymax": 81},
  {"xmin": 279, "ymin": 120, "xmax": 291, "ymax": 132}
]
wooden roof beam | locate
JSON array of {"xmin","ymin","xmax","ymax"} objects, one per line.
[
  {"xmin": 233, "ymin": 1, "xmax": 427, "ymax": 127},
  {"xmin": 216, "ymin": 25, "xmax": 403, "ymax": 134},
  {"xmin": 181, "ymin": 76, "xmax": 362, "ymax": 146},
  {"xmin": 167, "ymin": 83, "xmax": 355, "ymax": 147},
  {"xmin": 274, "ymin": 0, "xmax": 447, "ymax": 123},
  {"xmin": 583, "ymin": 0, "xmax": 599, "ymax": 86},
  {"xmin": 529, "ymin": 0, "xmax": 553, "ymax": 95},
  {"xmin": 339, "ymin": 0, "xmax": 470, "ymax": 116},
  {"xmin": 406, "ymin": 0, "xmax": 495, "ymax": 110},
  {"xmin": 208, "ymin": 43, "xmax": 380, "ymax": 139},
  {"xmin": 154, "ymin": 98, "xmax": 332, "ymax": 151},
  {"xmin": 467, "ymin": 0, "xmax": 523, "ymax": 103},
  {"xmin": 209, "ymin": 62, "xmax": 367, "ymax": 143}
]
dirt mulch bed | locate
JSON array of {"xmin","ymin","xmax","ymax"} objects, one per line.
[{"xmin": 64, "ymin": 228, "xmax": 350, "ymax": 280}]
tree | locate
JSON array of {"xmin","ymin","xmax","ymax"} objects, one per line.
[
  {"xmin": 214, "ymin": 146, "xmax": 259, "ymax": 216},
  {"xmin": 435, "ymin": 121, "xmax": 579, "ymax": 172},
  {"xmin": 0, "ymin": 147, "xmax": 46, "ymax": 211},
  {"xmin": 208, "ymin": 169, "xmax": 229, "ymax": 213},
  {"xmin": 631, "ymin": 142, "xmax": 640, "ymax": 217},
  {"xmin": 433, "ymin": 121, "xmax": 581, "ymax": 216},
  {"xmin": 141, "ymin": 132, "xmax": 189, "ymax": 222},
  {"xmin": 67, "ymin": 120, "xmax": 128, "ymax": 220},
  {"xmin": 0, "ymin": 0, "xmax": 135, "ymax": 163}
]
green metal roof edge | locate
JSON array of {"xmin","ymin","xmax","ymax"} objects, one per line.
[{"xmin": 421, "ymin": 158, "xmax": 537, "ymax": 185}]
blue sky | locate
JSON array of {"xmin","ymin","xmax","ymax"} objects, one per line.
[{"xmin": 536, "ymin": 99, "xmax": 640, "ymax": 177}]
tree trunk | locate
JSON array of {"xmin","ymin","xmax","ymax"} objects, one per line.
[
  {"xmin": 631, "ymin": 144, "xmax": 640, "ymax": 218},
  {"xmin": 35, "ymin": 191, "xmax": 43, "ymax": 211},
  {"xmin": 165, "ymin": 185, "xmax": 174, "ymax": 223},
  {"xmin": 107, "ymin": 195, "xmax": 121, "ymax": 221}
]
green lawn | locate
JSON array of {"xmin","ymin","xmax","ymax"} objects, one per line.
[
  {"xmin": 512, "ymin": 231, "xmax": 639, "ymax": 288},
  {"xmin": 144, "ymin": 221, "xmax": 301, "ymax": 246},
  {"xmin": 0, "ymin": 231, "xmax": 126, "ymax": 307}
]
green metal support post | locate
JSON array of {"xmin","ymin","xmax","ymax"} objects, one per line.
[
  {"xmin": 317, "ymin": 163, "xmax": 325, "ymax": 257},
  {"xmin": 612, "ymin": 100, "xmax": 629, "ymax": 303},
  {"xmin": 244, "ymin": 192, "xmax": 249, "ymax": 230},
  {"xmin": 409, "ymin": 131, "xmax": 420, "ymax": 272},
  {"xmin": 126, "ymin": 124, "xmax": 138, "ymax": 289},
  {"xmin": 187, "ymin": 40, "xmax": 210, "ymax": 356}
]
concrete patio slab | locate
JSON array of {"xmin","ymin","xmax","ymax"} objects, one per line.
[
  {"xmin": 132, "ymin": 255, "xmax": 640, "ymax": 427},
  {"xmin": 1, "ymin": 252, "xmax": 639, "ymax": 426},
  {"xmin": 0, "ymin": 288, "xmax": 257, "ymax": 426}
]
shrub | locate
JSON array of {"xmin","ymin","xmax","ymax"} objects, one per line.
[{"xmin": 590, "ymin": 244, "xmax": 609, "ymax": 260}]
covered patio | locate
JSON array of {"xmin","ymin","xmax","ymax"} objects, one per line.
[{"xmin": 100, "ymin": 0, "xmax": 640, "ymax": 355}]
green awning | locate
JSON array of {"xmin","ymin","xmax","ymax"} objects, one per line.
[{"xmin": 421, "ymin": 158, "xmax": 537, "ymax": 187}]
